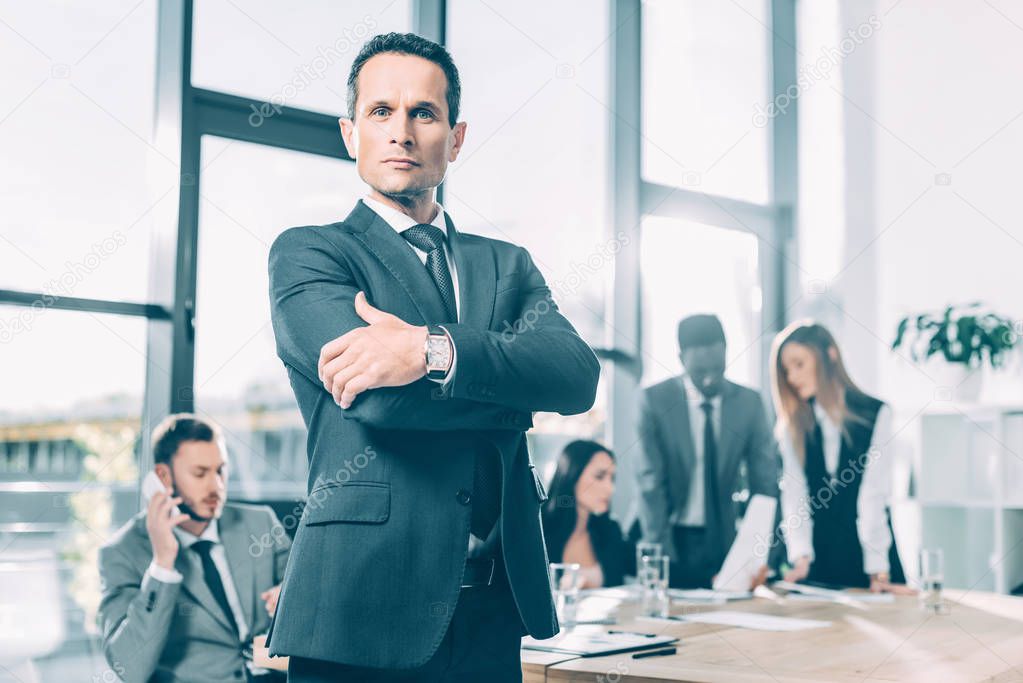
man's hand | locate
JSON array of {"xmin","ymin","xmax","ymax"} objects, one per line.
[
  {"xmin": 260, "ymin": 584, "xmax": 282, "ymax": 616},
  {"xmin": 318, "ymin": 291, "xmax": 429, "ymax": 409},
  {"xmin": 146, "ymin": 491, "xmax": 189, "ymax": 570}
]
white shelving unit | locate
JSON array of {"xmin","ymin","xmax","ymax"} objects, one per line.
[{"xmin": 919, "ymin": 405, "xmax": 1023, "ymax": 594}]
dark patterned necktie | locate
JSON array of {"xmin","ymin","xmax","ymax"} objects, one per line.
[
  {"xmin": 400, "ymin": 223, "xmax": 457, "ymax": 322},
  {"xmin": 191, "ymin": 540, "xmax": 239, "ymax": 639}
]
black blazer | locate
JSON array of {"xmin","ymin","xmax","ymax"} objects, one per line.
[
  {"xmin": 543, "ymin": 511, "xmax": 636, "ymax": 587},
  {"xmin": 265, "ymin": 200, "xmax": 600, "ymax": 669}
]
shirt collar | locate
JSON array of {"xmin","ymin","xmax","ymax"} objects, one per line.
[
  {"xmin": 172, "ymin": 517, "xmax": 220, "ymax": 549},
  {"xmin": 682, "ymin": 374, "xmax": 723, "ymax": 408},
  {"xmin": 362, "ymin": 194, "xmax": 448, "ymax": 239}
]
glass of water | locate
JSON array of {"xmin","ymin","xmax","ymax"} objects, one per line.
[
  {"xmin": 549, "ymin": 562, "xmax": 582, "ymax": 626},
  {"xmin": 918, "ymin": 548, "xmax": 945, "ymax": 613},
  {"xmin": 636, "ymin": 542, "xmax": 663, "ymax": 580},
  {"xmin": 639, "ymin": 555, "xmax": 671, "ymax": 618}
]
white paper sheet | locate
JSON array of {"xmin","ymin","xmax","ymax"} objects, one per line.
[
  {"xmin": 678, "ymin": 610, "xmax": 831, "ymax": 631},
  {"xmin": 713, "ymin": 494, "xmax": 777, "ymax": 592}
]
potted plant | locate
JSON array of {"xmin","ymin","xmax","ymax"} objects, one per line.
[{"xmin": 892, "ymin": 303, "xmax": 1018, "ymax": 401}]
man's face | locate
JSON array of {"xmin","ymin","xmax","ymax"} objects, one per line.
[
  {"xmin": 680, "ymin": 342, "xmax": 727, "ymax": 399},
  {"xmin": 157, "ymin": 440, "xmax": 228, "ymax": 521},
  {"xmin": 339, "ymin": 53, "xmax": 466, "ymax": 200}
]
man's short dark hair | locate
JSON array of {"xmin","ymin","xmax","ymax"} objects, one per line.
[
  {"xmin": 346, "ymin": 32, "xmax": 461, "ymax": 127},
  {"xmin": 151, "ymin": 413, "xmax": 222, "ymax": 466}
]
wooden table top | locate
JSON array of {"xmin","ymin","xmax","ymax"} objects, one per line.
[{"xmin": 521, "ymin": 588, "xmax": 1023, "ymax": 683}]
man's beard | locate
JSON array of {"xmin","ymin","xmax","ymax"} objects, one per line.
[{"xmin": 170, "ymin": 471, "xmax": 216, "ymax": 522}]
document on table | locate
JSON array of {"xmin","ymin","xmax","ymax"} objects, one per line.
[
  {"xmin": 713, "ymin": 494, "xmax": 777, "ymax": 592},
  {"xmin": 522, "ymin": 626, "xmax": 678, "ymax": 657},
  {"xmin": 669, "ymin": 588, "xmax": 753, "ymax": 603},
  {"xmin": 679, "ymin": 610, "xmax": 831, "ymax": 631},
  {"xmin": 774, "ymin": 580, "xmax": 896, "ymax": 605}
]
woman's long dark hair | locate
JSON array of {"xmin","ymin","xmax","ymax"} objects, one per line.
[{"xmin": 542, "ymin": 440, "xmax": 615, "ymax": 559}]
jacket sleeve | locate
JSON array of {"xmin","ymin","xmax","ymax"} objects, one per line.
[
  {"xmin": 634, "ymin": 388, "xmax": 677, "ymax": 561},
  {"xmin": 441, "ymin": 246, "xmax": 600, "ymax": 415},
  {"xmin": 96, "ymin": 544, "xmax": 179, "ymax": 683},
  {"xmin": 268, "ymin": 226, "xmax": 532, "ymax": 431}
]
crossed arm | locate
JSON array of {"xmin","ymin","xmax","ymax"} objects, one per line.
[{"xmin": 268, "ymin": 226, "xmax": 599, "ymax": 431}]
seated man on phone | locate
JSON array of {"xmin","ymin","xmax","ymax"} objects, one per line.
[{"xmin": 97, "ymin": 414, "xmax": 292, "ymax": 683}]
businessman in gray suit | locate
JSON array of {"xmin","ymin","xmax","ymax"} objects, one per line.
[
  {"xmin": 97, "ymin": 414, "xmax": 292, "ymax": 683},
  {"xmin": 265, "ymin": 33, "xmax": 599, "ymax": 681},
  {"xmin": 635, "ymin": 314, "xmax": 779, "ymax": 588}
]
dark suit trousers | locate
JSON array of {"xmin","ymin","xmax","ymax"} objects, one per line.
[
  {"xmin": 670, "ymin": 526, "xmax": 720, "ymax": 589},
  {"xmin": 287, "ymin": 573, "xmax": 523, "ymax": 683}
]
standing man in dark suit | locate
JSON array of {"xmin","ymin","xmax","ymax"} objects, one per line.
[
  {"xmin": 265, "ymin": 33, "xmax": 599, "ymax": 682},
  {"xmin": 635, "ymin": 315, "xmax": 779, "ymax": 588}
]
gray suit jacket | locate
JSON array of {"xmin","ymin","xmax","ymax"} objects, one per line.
[
  {"xmin": 265, "ymin": 200, "xmax": 599, "ymax": 668},
  {"xmin": 97, "ymin": 503, "xmax": 291, "ymax": 683},
  {"xmin": 635, "ymin": 376, "xmax": 779, "ymax": 563}
]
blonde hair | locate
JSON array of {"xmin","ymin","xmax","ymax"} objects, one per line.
[{"xmin": 769, "ymin": 320, "xmax": 869, "ymax": 464}]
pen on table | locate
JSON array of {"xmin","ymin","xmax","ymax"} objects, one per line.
[
  {"xmin": 632, "ymin": 647, "xmax": 677, "ymax": 659},
  {"xmin": 607, "ymin": 630, "xmax": 656, "ymax": 637}
]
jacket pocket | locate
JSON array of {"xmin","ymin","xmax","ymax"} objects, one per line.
[{"xmin": 303, "ymin": 481, "xmax": 390, "ymax": 525}]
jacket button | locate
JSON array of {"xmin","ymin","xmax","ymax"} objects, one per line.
[{"xmin": 455, "ymin": 489, "xmax": 472, "ymax": 505}]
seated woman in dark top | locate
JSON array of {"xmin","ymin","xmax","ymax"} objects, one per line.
[{"xmin": 542, "ymin": 440, "xmax": 635, "ymax": 588}]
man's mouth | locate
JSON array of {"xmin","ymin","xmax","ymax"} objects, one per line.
[{"xmin": 383, "ymin": 157, "xmax": 419, "ymax": 168}]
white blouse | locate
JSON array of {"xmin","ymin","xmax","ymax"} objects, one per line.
[{"xmin": 778, "ymin": 401, "xmax": 895, "ymax": 576}]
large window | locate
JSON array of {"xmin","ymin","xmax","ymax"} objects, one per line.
[
  {"xmin": 444, "ymin": 0, "xmax": 612, "ymax": 453},
  {"xmin": 192, "ymin": 0, "xmax": 412, "ymax": 114},
  {"xmin": 194, "ymin": 138, "xmax": 366, "ymax": 499},
  {"xmin": 640, "ymin": 217, "xmax": 761, "ymax": 388},
  {"xmin": 641, "ymin": 0, "xmax": 772, "ymax": 204},
  {"xmin": 0, "ymin": 1, "xmax": 169, "ymax": 302}
]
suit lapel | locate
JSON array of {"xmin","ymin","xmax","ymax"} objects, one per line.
[
  {"xmin": 349, "ymin": 200, "xmax": 453, "ymax": 324},
  {"xmin": 446, "ymin": 213, "xmax": 495, "ymax": 330}
]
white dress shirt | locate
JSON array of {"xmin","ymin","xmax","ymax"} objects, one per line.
[
  {"xmin": 778, "ymin": 401, "xmax": 895, "ymax": 576},
  {"xmin": 671, "ymin": 375, "xmax": 723, "ymax": 528},
  {"xmin": 146, "ymin": 519, "xmax": 249, "ymax": 641}
]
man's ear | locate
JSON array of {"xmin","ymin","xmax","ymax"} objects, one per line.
[
  {"xmin": 827, "ymin": 345, "xmax": 839, "ymax": 363},
  {"xmin": 339, "ymin": 117, "xmax": 357, "ymax": 159},
  {"xmin": 448, "ymin": 121, "xmax": 467, "ymax": 162},
  {"xmin": 155, "ymin": 463, "xmax": 172, "ymax": 490}
]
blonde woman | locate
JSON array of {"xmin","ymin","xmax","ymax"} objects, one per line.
[{"xmin": 770, "ymin": 321, "xmax": 911, "ymax": 593}]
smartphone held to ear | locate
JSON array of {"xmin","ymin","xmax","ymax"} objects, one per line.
[{"xmin": 142, "ymin": 471, "xmax": 181, "ymax": 516}]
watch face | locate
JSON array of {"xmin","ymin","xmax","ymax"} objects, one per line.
[{"xmin": 427, "ymin": 335, "xmax": 451, "ymax": 370}]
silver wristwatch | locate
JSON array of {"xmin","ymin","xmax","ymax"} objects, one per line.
[{"xmin": 425, "ymin": 325, "xmax": 453, "ymax": 380}]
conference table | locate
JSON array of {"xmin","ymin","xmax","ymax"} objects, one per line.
[{"xmin": 520, "ymin": 588, "xmax": 1023, "ymax": 683}]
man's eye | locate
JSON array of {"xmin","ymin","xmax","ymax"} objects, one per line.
[
  {"xmin": 414, "ymin": 109, "xmax": 433, "ymax": 120},
  {"xmin": 371, "ymin": 108, "xmax": 389, "ymax": 117}
]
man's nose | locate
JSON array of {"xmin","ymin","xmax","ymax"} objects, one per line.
[{"xmin": 388, "ymin": 112, "xmax": 415, "ymax": 146}]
